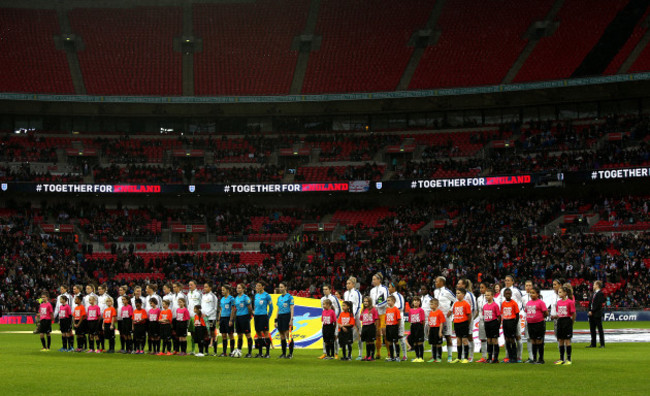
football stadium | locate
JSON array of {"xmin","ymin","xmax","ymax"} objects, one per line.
[{"xmin": 1, "ymin": 0, "xmax": 650, "ymax": 394}]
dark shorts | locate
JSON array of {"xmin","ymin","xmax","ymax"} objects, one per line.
[
  {"xmin": 485, "ymin": 320, "xmax": 500, "ymax": 339},
  {"xmin": 276, "ymin": 314, "xmax": 291, "ymax": 332},
  {"xmin": 220, "ymin": 317, "xmax": 234, "ymax": 335},
  {"xmin": 409, "ymin": 323, "xmax": 424, "ymax": 344},
  {"xmin": 194, "ymin": 326, "xmax": 207, "ymax": 341},
  {"xmin": 117, "ymin": 320, "xmax": 123, "ymax": 335},
  {"xmin": 148, "ymin": 321, "xmax": 160, "ymax": 337},
  {"xmin": 386, "ymin": 324, "xmax": 400, "ymax": 343},
  {"xmin": 454, "ymin": 320, "xmax": 470, "ymax": 338},
  {"xmin": 503, "ymin": 319, "xmax": 518, "ymax": 339},
  {"xmin": 175, "ymin": 321, "xmax": 188, "ymax": 338},
  {"xmin": 39, "ymin": 319, "xmax": 52, "ymax": 334},
  {"xmin": 134, "ymin": 323, "xmax": 147, "ymax": 339},
  {"xmin": 121, "ymin": 318, "xmax": 133, "ymax": 336},
  {"xmin": 556, "ymin": 317, "xmax": 573, "ymax": 339},
  {"xmin": 87, "ymin": 320, "xmax": 101, "ymax": 336},
  {"xmin": 322, "ymin": 323, "xmax": 336, "ymax": 344},
  {"xmin": 254, "ymin": 315, "xmax": 269, "ymax": 333},
  {"xmin": 428, "ymin": 326, "xmax": 441, "ymax": 345},
  {"xmin": 361, "ymin": 324, "xmax": 376, "ymax": 343},
  {"xmin": 59, "ymin": 318, "xmax": 72, "ymax": 333},
  {"xmin": 103, "ymin": 323, "xmax": 115, "ymax": 338},
  {"xmin": 75, "ymin": 320, "xmax": 87, "ymax": 335},
  {"xmin": 338, "ymin": 327, "xmax": 353, "ymax": 345},
  {"xmin": 161, "ymin": 324, "xmax": 172, "ymax": 340},
  {"xmin": 207, "ymin": 320, "xmax": 216, "ymax": 335},
  {"xmin": 236, "ymin": 316, "xmax": 251, "ymax": 334},
  {"xmin": 528, "ymin": 321, "xmax": 545, "ymax": 341}
]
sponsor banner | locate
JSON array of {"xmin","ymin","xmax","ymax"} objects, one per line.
[
  {"xmin": 220, "ymin": 182, "xmax": 349, "ymax": 194},
  {"xmin": 404, "ymin": 174, "xmax": 533, "ymax": 191},
  {"xmin": 1, "ymin": 167, "xmax": 649, "ymax": 195},
  {"xmin": 576, "ymin": 311, "xmax": 650, "ymax": 322},
  {"xmin": 349, "ymin": 180, "xmax": 370, "ymax": 193},
  {"xmin": 0, "ymin": 315, "xmax": 37, "ymax": 325}
]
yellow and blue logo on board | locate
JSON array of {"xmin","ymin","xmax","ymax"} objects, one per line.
[{"xmin": 251, "ymin": 294, "xmax": 325, "ymax": 349}]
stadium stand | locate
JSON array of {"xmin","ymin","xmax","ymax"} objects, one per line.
[
  {"xmin": 514, "ymin": 0, "xmax": 629, "ymax": 82},
  {"xmin": 193, "ymin": 0, "xmax": 309, "ymax": 95},
  {"xmin": 0, "ymin": 9, "xmax": 74, "ymax": 94},
  {"xmin": 69, "ymin": 7, "xmax": 183, "ymax": 95},
  {"xmin": 302, "ymin": 0, "xmax": 434, "ymax": 93},
  {"xmin": 410, "ymin": 0, "xmax": 554, "ymax": 89}
]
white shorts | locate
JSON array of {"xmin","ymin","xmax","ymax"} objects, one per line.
[
  {"xmin": 353, "ymin": 313, "xmax": 361, "ymax": 341},
  {"xmin": 478, "ymin": 319, "xmax": 486, "ymax": 340},
  {"xmin": 441, "ymin": 319, "xmax": 453, "ymax": 337}
]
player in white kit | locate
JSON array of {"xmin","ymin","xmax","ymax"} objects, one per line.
[
  {"xmin": 433, "ymin": 276, "xmax": 456, "ymax": 362},
  {"xmin": 343, "ymin": 277, "xmax": 363, "ymax": 360},
  {"xmin": 503, "ymin": 275, "xmax": 524, "ymax": 362}
]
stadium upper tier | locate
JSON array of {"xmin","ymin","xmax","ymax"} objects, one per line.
[
  {"xmin": 0, "ymin": 115, "xmax": 647, "ymax": 184},
  {"xmin": 1, "ymin": 0, "xmax": 650, "ymax": 96}
]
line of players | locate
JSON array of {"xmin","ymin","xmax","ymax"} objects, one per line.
[
  {"xmin": 36, "ymin": 281, "xmax": 297, "ymax": 358},
  {"xmin": 35, "ymin": 273, "xmax": 577, "ymax": 364}
]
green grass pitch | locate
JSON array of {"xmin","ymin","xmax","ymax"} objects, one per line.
[{"xmin": 1, "ymin": 322, "xmax": 649, "ymax": 395}]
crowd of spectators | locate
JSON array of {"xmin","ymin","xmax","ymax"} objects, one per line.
[
  {"xmin": 93, "ymin": 164, "xmax": 186, "ymax": 184},
  {"xmin": 0, "ymin": 164, "xmax": 82, "ymax": 183},
  {"xmin": 1, "ymin": 194, "xmax": 648, "ymax": 313},
  {"xmin": 194, "ymin": 165, "xmax": 284, "ymax": 184}
]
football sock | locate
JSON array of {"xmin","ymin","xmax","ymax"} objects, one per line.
[
  {"xmin": 463, "ymin": 345, "xmax": 469, "ymax": 360},
  {"xmin": 560, "ymin": 345, "xmax": 565, "ymax": 361},
  {"xmin": 567, "ymin": 345, "xmax": 572, "ymax": 361},
  {"xmin": 40, "ymin": 337, "xmax": 46, "ymax": 348},
  {"xmin": 289, "ymin": 340, "xmax": 294, "ymax": 355},
  {"xmin": 457, "ymin": 344, "xmax": 463, "ymax": 360},
  {"xmin": 481, "ymin": 341, "xmax": 488, "ymax": 358},
  {"xmin": 281, "ymin": 339, "xmax": 287, "ymax": 355},
  {"xmin": 89, "ymin": 340, "xmax": 94, "ymax": 350},
  {"xmin": 247, "ymin": 337, "xmax": 253, "ymax": 354},
  {"xmin": 265, "ymin": 338, "xmax": 270, "ymax": 355},
  {"xmin": 527, "ymin": 340, "xmax": 534, "ymax": 360}
]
